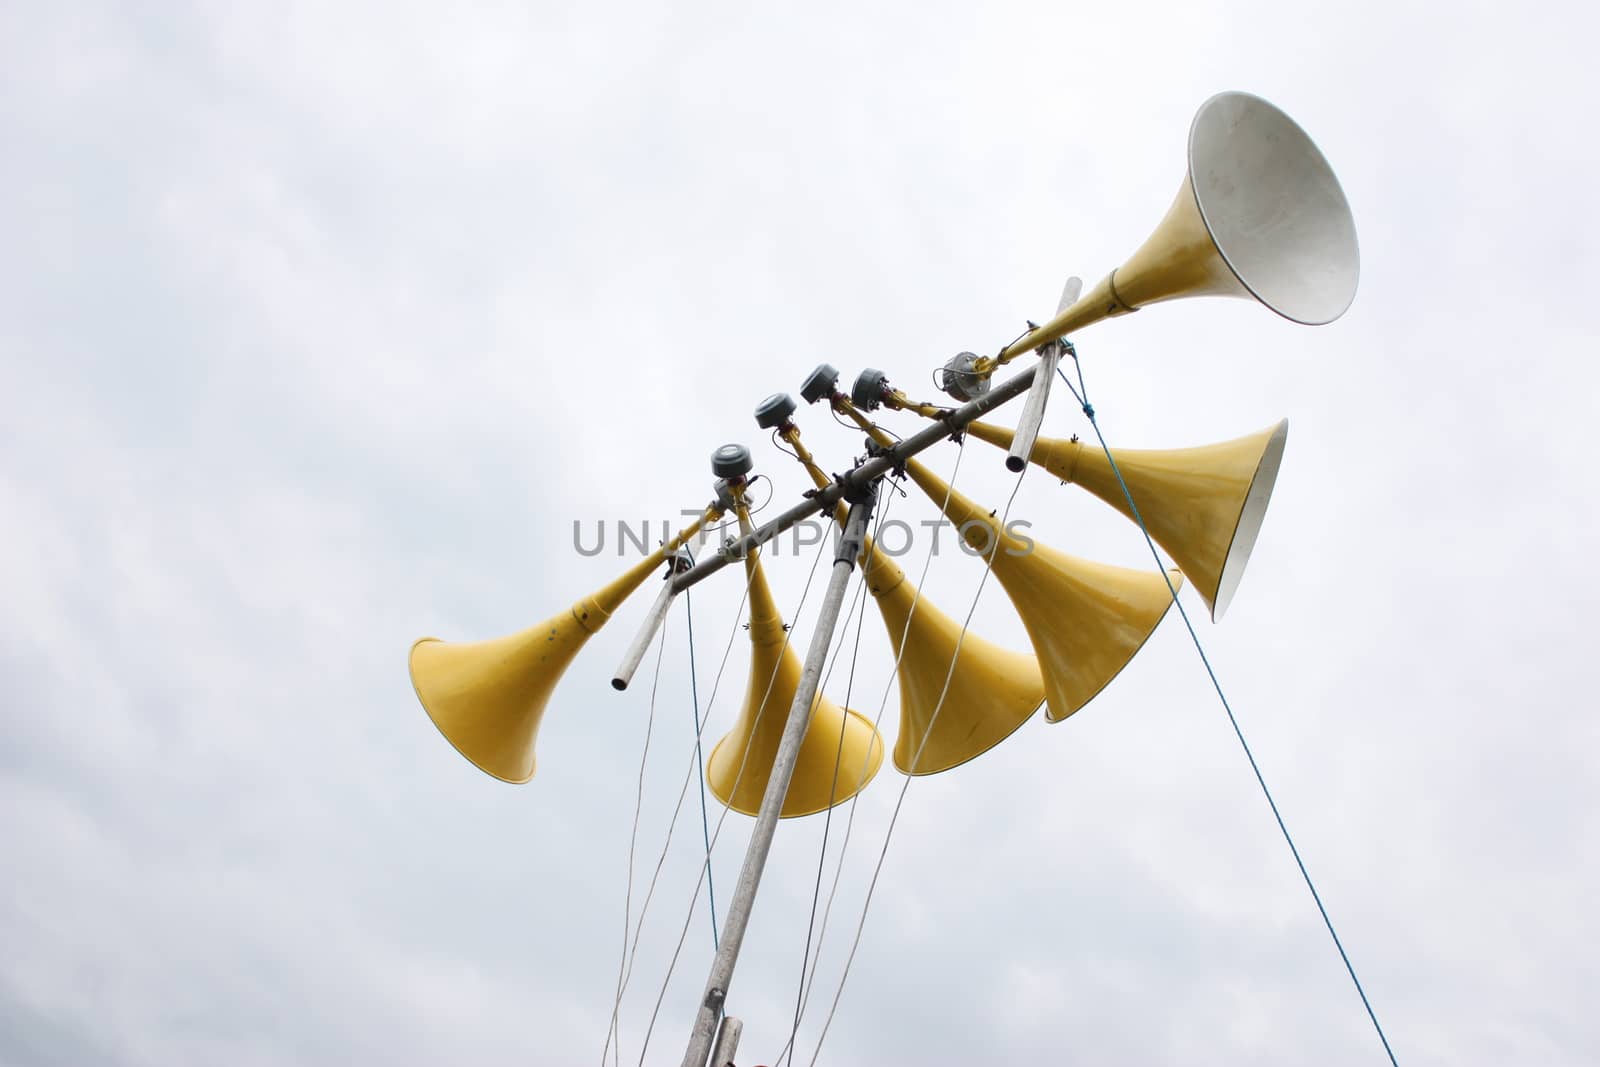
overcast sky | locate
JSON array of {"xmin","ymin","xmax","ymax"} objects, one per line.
[{"xmin": 3, "ymin": 2, "xmax": 1598, "ymax": 1065}]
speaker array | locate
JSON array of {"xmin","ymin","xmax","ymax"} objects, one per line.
[{"xmin": 406, "ymin": 90, "xmax": 1358, "ymax": 814}]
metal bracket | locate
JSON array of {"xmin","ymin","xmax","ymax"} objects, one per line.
[
  {"xmin": 857, "ymin": 437, "xmax": 906, "ymax": 486},
  {"xmin": 841, "ymin": 475, "xmax": 879, "ymax": 509}
]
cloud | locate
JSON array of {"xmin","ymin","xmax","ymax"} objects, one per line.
[{"xmin": 3, "ymin": 2, "xmax": 1598, "ymax": 1066}]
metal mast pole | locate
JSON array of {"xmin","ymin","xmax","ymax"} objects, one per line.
[{"xmin": 679, "ymin": 489, "xmax": 876, "ymax": 1067}]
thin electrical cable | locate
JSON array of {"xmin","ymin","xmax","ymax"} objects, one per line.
[
  {"xmin": 778, "ymin": 494, "xmax": 890, "ymax": 1067},
  {"xmin": 772, "ymin": 439, "xmax": 970, "ymax": 1067},
  {"xmin": 777, "ymin": 455, "xmax": 965, "ymax": 1063},
  {"xmin": 807, "ymin": 454, "xmax": 1026, "ymax": 1067},
  {"xmin": 633, "ymin": 528, "xmax": 829, "ymax": 1065},
  {"xmin": 771, "ymin": 427, "xmax": 802, "ymax": 462},
  {"xmin": 745, "ymin": 474, "xmax": 777, "ymax": 517},
  {"xmin": 600, "ymin": 562, "xmax": 754, "ymax": 1066},
  {"xmin": 643, "ymin": 502, "xmax": 880, "ymax": 1067},
  {"xmin": 830, "ymin": 404, "xmax": 867, "ymax": 435},
  {"xmin": 761, "ymin": 524, "xmax": 881, "ymax": 1067},
  {"xmin": 635, "ymin": 526, "xmax": 834, "ymax": 1067},
  {"xmin": 684, "ymin": 588, "xmax": 719, "ymax": 950},
  {"xmin": 777, "ymin": 493, "xmax": 895, "ymax": 1059},
  {"xmin": 602, "ymin": 603, "xmax": 673, "ymax": 1067},
  {"xmin": 1052, "ymin": 356, "xmax": 1399, "ymax": 1067}
]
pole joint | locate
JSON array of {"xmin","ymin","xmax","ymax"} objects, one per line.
[{"xmin": 835, "ymin": 485, "xmax": 875, "ymax": 564}]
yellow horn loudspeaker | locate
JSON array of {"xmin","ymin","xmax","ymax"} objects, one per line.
[
  {"xmin": 777, "ymin": 424, "xmax": 1044, "ymax": 775},
  {"xmin": 964, "ymin": 420, "xmax": 1288, "ymax": 621},
  {"xmin": 896, "ymin": 449, "xmax": 1180, "ymax": 723},
  {"xmin": 862, "ymin": 545, "xmax": 1045, "ymax": 774},
  {"xmin": 409, "ymin": 509, "xmax": 716, "ymax": 783},
  {"xmin": 983, "ymin": 91, "xmax": 1359, "ymax": 374},
  {"xmin": 706, "ymin": 531, "xmax": 884, "ymax": 817}
]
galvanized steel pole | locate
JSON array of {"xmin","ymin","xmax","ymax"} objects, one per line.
[{"xmin": 678, "ymin": 491, "xmax": 875, "ymax": 1067}]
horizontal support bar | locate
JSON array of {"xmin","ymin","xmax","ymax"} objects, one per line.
[{"xmin": 669, "ymin": 360, "xmax": 1041, "ymax": 595}]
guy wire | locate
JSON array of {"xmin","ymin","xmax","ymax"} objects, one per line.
[
  {"xmin": 806, "ymin": 444, "xmax": 1026, "ymax": 1067},
  {"xmin": 635, "ymin": 527, "xmax": 834, "ymax": 1066},
  {"xmin": 1053, "ymin": 355, "xmax": 1400, "ymax": 1067},
  {"xmin": 771, "ymin": 434, "xmax": 970, "ymax": 1066},
  {"xmin": 600, "ymin": 551, "xmax": 754, "ymax": 1066},
  {"xmin": 603, "ymin": 609, "xmax": 673, "ymax": 1067},
  {"xmin": 779, "ymin": 487, "xmax": 896, "ymax": 1065}
]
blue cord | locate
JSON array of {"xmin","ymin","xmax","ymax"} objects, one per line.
[
  {"xmin": 684, "ymin": 589, "xmax": 719, "ymax": 950},
  {"xmin": 1055, "ymin": 352, "xmax": 1399, "ymax": 1067}
]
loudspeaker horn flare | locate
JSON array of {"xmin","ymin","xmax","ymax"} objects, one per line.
[
  {"xmin": 771, "ymin": 409, "xmax": 1046, "ymax": 776},
  {"xmin": 706, "ymin": 544, "xmax": 885, "ymax": 817},
  {"xmin": 900, "ymin": 455, "xmax": 1181, "ymax": 723},
  {"xmin": 979, "ymin": 91, "xmax": 1360, "ymax": 380},
  {"xmin": 409, "ymin": 509, "xmax": 716, "ymax": 783},
  {"xmin": 858, "ymin": 539, "xmax": 1045, "ymax": 775},
  {"xmin": 966, "ymin": 419, "xmax": 1288, "ymax": 620}
]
